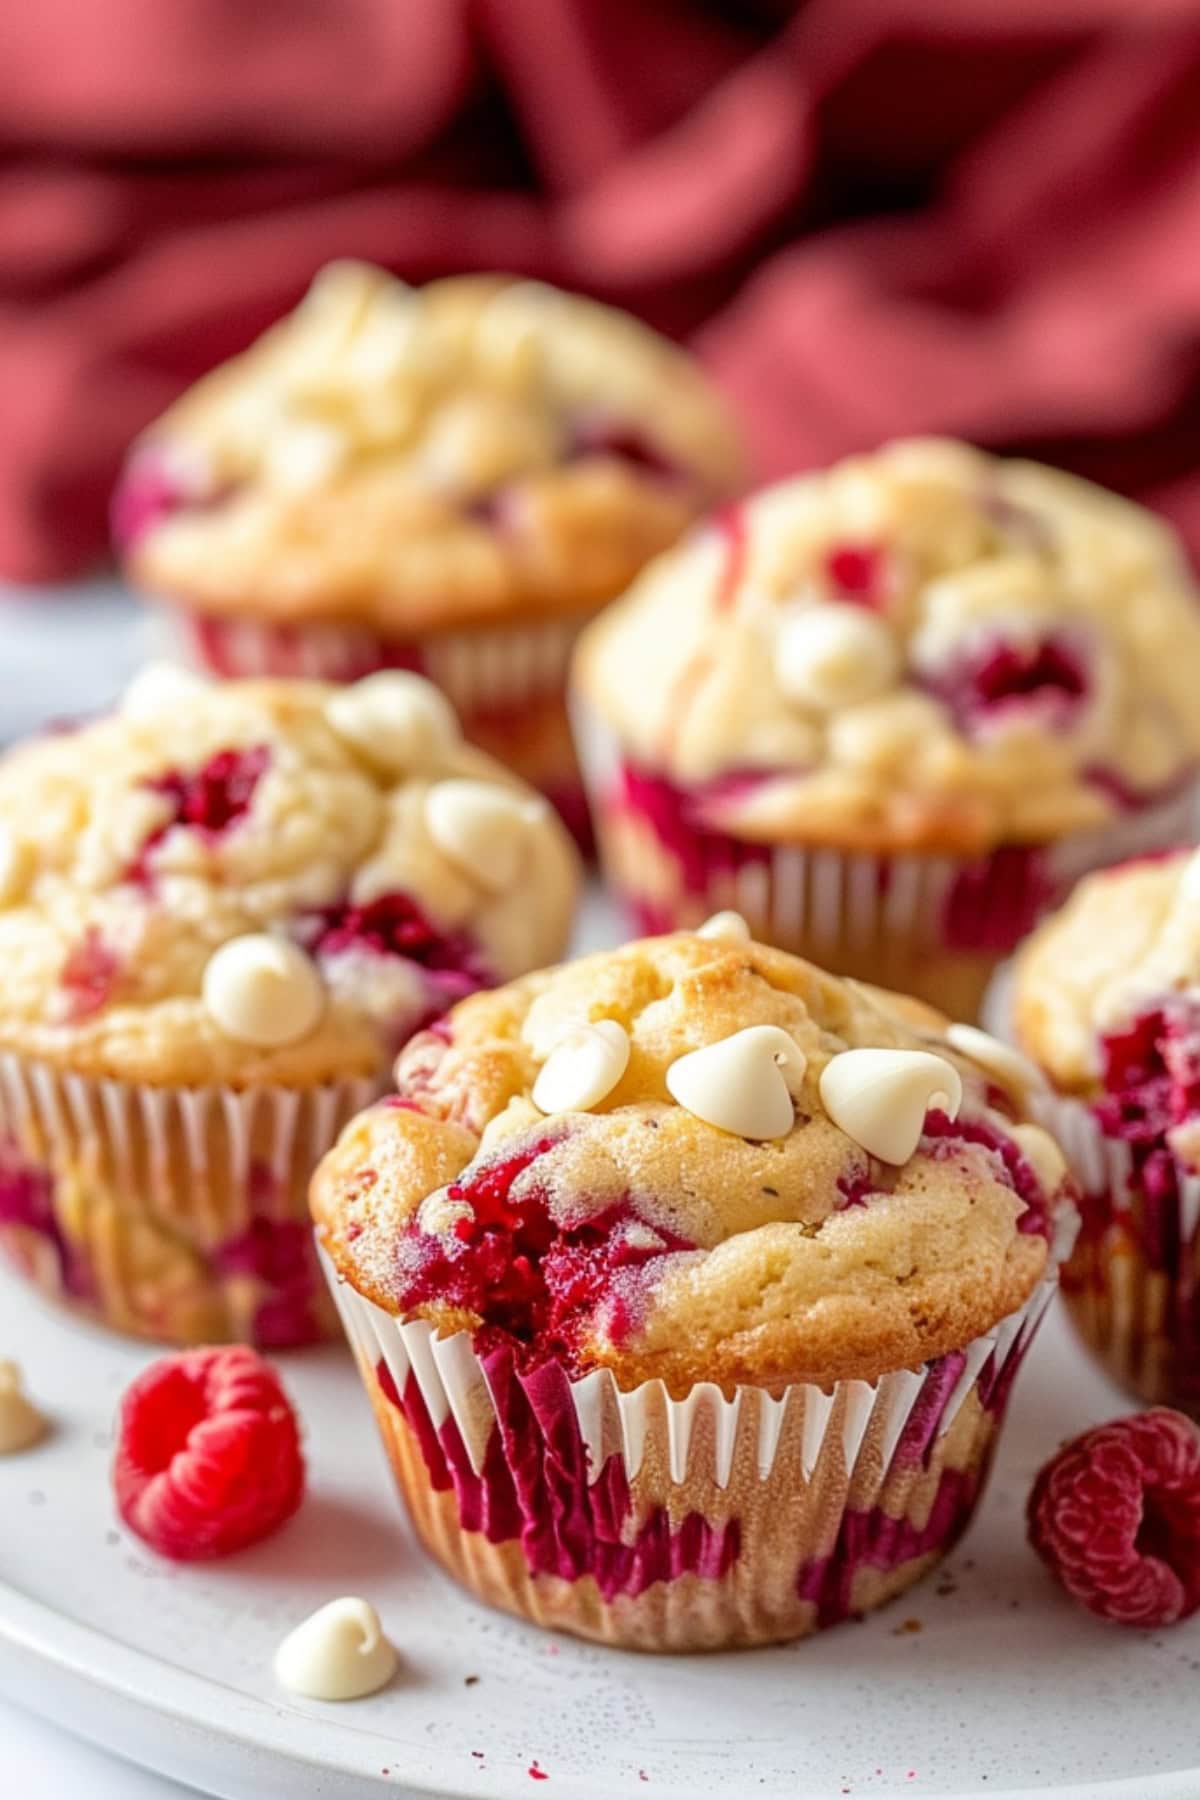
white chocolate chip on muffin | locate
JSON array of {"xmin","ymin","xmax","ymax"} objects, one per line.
[
  {"xmin": 775, "ymin": 603, "xmax": 900, "ymax": 712},
  {"xmin": 819, "ymin": 1047, "xmax": 963, "ymax": 1164},
  {"xmin": 203, "ymin": 935, "xmax": 326, "ymax": 1048},
  {"xmin": 324, "ymin": 671, "xmax": 460, "ymax": 775},
  {"xmin": 666, "ymin": 1025, "xmax": 806, "ymax": 1140},
  {"xmin": 696, "ymin": 909, "xmax": 751, "ymax": 942},
  {"xmin": 425, "ymin": 780, "xmax": 547, "ymax": 893},
  {"xmin": 532, "ymin": 1020, "xmax": 631, "ymax": 1115}
]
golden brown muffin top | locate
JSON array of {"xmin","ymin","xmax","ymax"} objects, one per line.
[
  {"xmin": 116, "ymin": 263, "xmax": 744, "ymax": 634},
  {"xmin": 313, "ymin": 927, "xmax": 1072, "ymax": 1392},
  {"xmin": 575, "ymin": 438, "xmax": 1200, "ymax": 854},
  {"xmin": 1012, "ymin": 848, "xmax": 1200, "ymax": 1096},
  {"xmin": 0, "ymin": 668, "xmax": 578, "ymax": 1088}
]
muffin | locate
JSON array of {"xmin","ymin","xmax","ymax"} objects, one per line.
[
  {"xmin": 0, "ymin": 666, "xmax": 578, "ymax": 1346},
  {"xmin": 112, "ymin": 262, "xmax": 744, "ymax": 846},
  {"xmin": 572, "ymin": 437, "xmax": 1200, "ymax": 1017},
  {"xmin": 1010, "ymin": 848, "xmax": 1200, "ymax": 1412},
  {"xmin": 313, "ymin": 921, "xmax": 1076, "ymax": 1650}
]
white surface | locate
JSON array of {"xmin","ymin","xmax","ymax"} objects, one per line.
[
  {"xmin": 3, "ymin": 1270, "xmax": 1200, "ymax": 1800},
  {"xmin": 2, "ymin": 1699, "xmax": 199, "ymax": 1798}
]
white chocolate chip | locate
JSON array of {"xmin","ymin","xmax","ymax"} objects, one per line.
[
  {"xmin": 666, "ymin": 1025, "xmax": 807, "ymax": 1141},
  {"xmin": 696, "ymin": 910, "xmax": 751, "ymax": 943},
  {"xmin": 0, "ymin": 1360, "xmax": 48, "ymax": 1455},
  {"xmin": 274, "ymin": 1597, "xmax": 398, "ymax": 1702},
  {"xmin": 532, "ymin": 1020, "xmax": 631, "ymax": 1115},
  {"xmin": 325, "ymin": 672, "xmax": 459, "ymax": 775},
  {"xmin": 119, "ymin": 661, "xmax": 210, "ymax": 721},
  {"xmin": 775, "ymin": 603, "xmax": 900, "ymax": 712},
  {"xmin": 425, "ymin": 780, "xmax": 546, "ymax": 894},
  {"xmin": 0, "ymin": 826, "xmax": 30, "ymax": 908},
  {"xmin": 1009, "ymin": 1122, "xmax": 1068, "ymax": 1195},
  {"xmin": 202, "ymin": 935, "xmax": 325, "ymax": 1048},
  {"xmin": 945, "ymin": 1023, "xmax": 1046, "ymax": 1101},
  {"xmin": 819, "ymin": 1048, "xmax": 963, "ymax": 1164}
]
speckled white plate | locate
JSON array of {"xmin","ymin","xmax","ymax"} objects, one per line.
[{"xmin": 4, "ymin": 1254, "xmax": 1200, "ymax": 1800}]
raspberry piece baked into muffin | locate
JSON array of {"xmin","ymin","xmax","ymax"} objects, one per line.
[
  {"xmin": 113, "ymin": 262, "xmax": 744, "ymax": 845},
  {"xmin": 313, "ymin": 920, "xmax": 1076, "ymax": 1649},
  {"xmin": 0, "ymin": 667, "xmax": 578, "ymax": 1346},
  {"xmin": 1009, "ymin": 849, "xmax": 1200, "ymax": 1413},
  {"xmin": 572, "ymin": 437, "xmax": 1200, "ymax": 1016}
]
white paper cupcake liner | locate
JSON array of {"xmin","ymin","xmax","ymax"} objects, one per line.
[
  {"xmin": 329, "ymin": 1264, "xmax": 1057, "ymax": 1493},
  {"xmin": 174, "ymin": 607, "xmax": 587, "ymax": 715},
  {"xmin": 573, "ymin": 699, "xmax": 1199, "ymax": 976},
  {"xmin": 0, "ymin": 1052, "xmax": 381, "ymax": 1346},
  {"xmin": 981, "ymin": 966, "xmax": 1200, "ymax": 1243}
]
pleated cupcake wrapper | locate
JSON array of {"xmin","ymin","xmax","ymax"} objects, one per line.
[
  {"xmin": 572, "ymin": 700, "xmax": 1199, "ymax": 961},
  {"xmin": 174, "ymin": 606, "xmax": 587, "ymax": 715},
  {"xmin": 327, "ymin": 1252, "xmax": 1056, "ymax": 1500},
  {"xmin": 981, "ymin": 968, "xmax": 1200, "ymax": 1245},
  {"xmin": 0, "ymin": 1051, "xmax": 381, "ymax": 1344},
  {"xmin": 983, "ymin": 962, "xmax": 1200, "ymax": 1406}
]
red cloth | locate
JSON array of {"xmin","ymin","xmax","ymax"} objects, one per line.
[{"xmin": 4, "ymin": 0, "xmax": 1200, "ymax": 582}]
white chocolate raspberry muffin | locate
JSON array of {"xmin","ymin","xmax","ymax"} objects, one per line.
[
  {"xmin": 1009, "ymin": 848, "xmax": 1200, "ymax": 1411},
  {"xmin": 113, "ymin": 262, "xmax": 744, "ymax": 846},
  {"xmin": 0, "ymin": 666, "xmax": 578, "ymax": 1347},
  {"xmin": 313, "ymin": 922, "xmax": 1075, "ymax": 1649},
  {"xmin": 573, "ymin": 437, "xmax": 1200, "ymax": 1015}
]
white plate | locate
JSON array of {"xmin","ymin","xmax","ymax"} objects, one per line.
[{"xmin": 3, "ymin": 1271, "xmax": 1200, "ymax": 1800}]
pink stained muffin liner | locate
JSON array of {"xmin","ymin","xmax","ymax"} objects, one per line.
[
  {"xmin": 171, "ymin": 607, "xmax": 593, "ymax": 848},
  {"xmin": 325, "ymin": 1249, "xmax": 1058, "ymax": 1650},
  {"xmin": 0, "ymin": 1054, "xmax": 381, "ymax": 1348},
  {"xmin": 572, "ymin": 700, "xmax": 1199, "ymax": 1021},
  {"xmin": 978, "ymin": 985, "xmax": 1200, "ymax": 1416}
]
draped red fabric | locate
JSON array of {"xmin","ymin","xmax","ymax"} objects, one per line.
[{"xmin": 3, "ymin": 0, "xmax": 1200, "ymax": 581}]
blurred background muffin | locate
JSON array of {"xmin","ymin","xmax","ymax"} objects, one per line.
[
  {"xmin": 113, "ymin": 264, "xmax": 743, "ymax": 847},
  {"xmin": 573, "ymin": 438, "xmax": 1200, "ymax": 1019},
  {"xmin": 1009, "ymin": 849, "xmax": 1200, "ymax": 1414},
  {"xmin": 313, "ymin": 922, "xmax": 1076, "ymax": 1649},
  {"xmin": 0, "ymin": 666, "xmax": 578, "ymax": 1347}
]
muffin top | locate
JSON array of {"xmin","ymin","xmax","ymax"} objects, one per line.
[
  {"xmin": 0, "ymin": 668, "xmax": 578, "ymax": 1088},
  {"xmin": 114, "ymin": 263, "xmax": 744, "ymax": 634},
  {"xmin": 313, "ymin": 924, "xmax": 1073, "ymax": 1392},
  {"xmin": 1012, "ymin": 848, "xmax": 1200, "ymax": 1098},
  {"xmin": 574, "ymin": 438, "xmax": 1200, "ymax": 854}
]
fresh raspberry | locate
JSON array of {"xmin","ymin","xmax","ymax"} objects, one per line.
[
  {"xmin": 1027, "ymin": 1409, "xmax": 1200, "ymax": 1627},
  {"xmin": 113, "ymin": 1346, "xmax": 305, "ymax": 1561}
]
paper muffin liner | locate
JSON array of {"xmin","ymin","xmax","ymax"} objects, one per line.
[
  {"xmin": 982, "ymin": 972, "xmax": 1200, "ymax": 1413},
  {"xmin": 0, "ymin": 1052, "xmax": 381, "ymax": 1348},
  {"xmin": 573, "ymin": 700, "xmax": 1199, "ymax": 1021},
  {"xmin": 325, "ymin": 1250, "xmax": 1057, "ymax": 1650},
  {"xmin": 171, "ymin": 605, "xmax": 593, "ymax": 846}
]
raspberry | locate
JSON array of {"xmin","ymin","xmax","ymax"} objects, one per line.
[
  {"xmin": 1027, "ymin": 1409, "xmax": 1200, "ymax": 1627},
  {"xmin": 113, "ymin": 1346, "xmax": 304, "ymax": 1561}
]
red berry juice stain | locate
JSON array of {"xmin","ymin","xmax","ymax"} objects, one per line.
[{"xmin": 825, "ymin": 541, "xmax": 888, "ymax": 606}]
